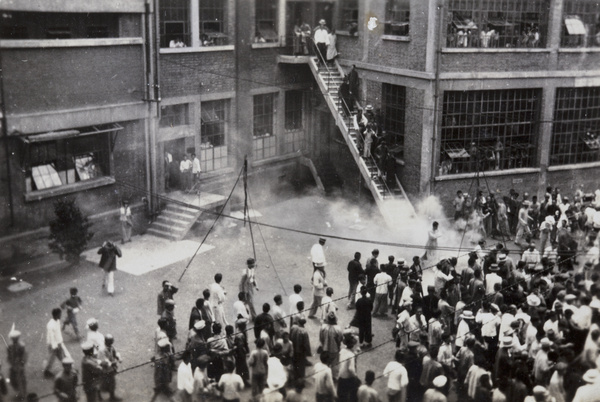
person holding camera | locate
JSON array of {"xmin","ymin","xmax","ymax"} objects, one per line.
[
  {"xmin": 98, "ymin": 241, "xmax": 122, "ymax": 297},
  {"xmin": 157, "ymin": 281, "xmax": 179, "ymax": 316}
]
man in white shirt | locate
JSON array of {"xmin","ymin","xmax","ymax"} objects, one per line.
[
  {"xmin": 209, "ymin": 273, "xmax": 228, "ymax": 328},
  {"xmin": 313, "ymin": 19, "xmax": 330, "ymax": 66},
  {"xmin": 485, "ymin": 264, "xmax": 502, "ymax": 295},
  {"xmin": 383, "ymin": 349, "xmax": 409, "ymax": 402},
  {"xmin": 310, "ymin": 237, "xmax": 327, "ymax": 270},
  {"xmin": 372, "ymin": 269, "xmax": 392, "ymax": 316},
  {"xmin": 522, "ymin": 242, "xmax": 541, "ymax": 271},
  {"xmin": 86, "ymin": 318, "xmax": 105, "ymax": 354},
  {"xmin": 44, "ymin": 308, "xmax": 66, "ymax": 377},
  {"xmin": 191, "ymin": 153, "xmax": 201, "ymax": 193},
  {"xmin": 233, "ymin": 292, "xmax": 250, "ymax": 321},
  {"xmin": 179, "ymin": 154, "xmax": 192, "ymax": 192}
]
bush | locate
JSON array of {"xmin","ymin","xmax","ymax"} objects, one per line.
[{"xmin": 48, "ymin": 198, "xmax": 94, "ymax": 263}]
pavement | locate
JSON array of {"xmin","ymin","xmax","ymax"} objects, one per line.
[{"xmin": 0, "ymin": 191, "xmax": 498, "ymax": 401}]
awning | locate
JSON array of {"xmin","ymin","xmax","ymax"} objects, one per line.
[
  {"xmin": 565, "ymin": 17, "xmax": 587, "ymax": 35},
  {"xmin": 20, "ymin": 123, "xmax": 124, "ymax": 143}
]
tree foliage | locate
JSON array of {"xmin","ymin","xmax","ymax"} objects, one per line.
[{"xmin": 48, "ymin": 198, "xmax": 94, "ymax": 262}]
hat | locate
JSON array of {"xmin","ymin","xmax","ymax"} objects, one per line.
[
  {"xmin": 489, "ymin": 263, "xmax": 499, "ymax": 271},
  {"xmin": 86, "ymin": 318, "xmax": 98, "ymax": 327},
  {"xmin": 490, "ymin": 303, "xmax": 500, "ymax": 312},
  {"xmin": 540, "ymin": 338, "xmax": 552, "ymax": 347},
  {"xmin": 408, "ymin": 341, "xmax": 420, "ymax": 348},
  {"xmin": 165, "ymin": 299, "xmax": 175, "ymax": 306},
  {"xmin": 319, "ymin": 237, "xmax": 326, "ymax": 243},
  {"xmin": 432, "ymin": 375, "xmax": 448, "ymax": 388},
  {"xmin": 62, "ymin": 356, "xmax": 74, "ymax": 365},
  {"xmin": 247, "ymin": 257, "xmax": 256, "ymax": 267},
  {"xmin": 319, "ymin": 19, "xmax": 326, "ymax": 24},
  {"xmin": 533, "ymin": 386, "xmax": 548, "ymax": 399},
  {"xmin": 527, "ymin": 294, "xmax": 541, "ymax": 307},
  {"xmin": 105, "ymin": 334, "xmax": 114, "ymax": 341},
  {"xmin": 583, "ymin": 369, "xmax": 600, "ymax": 383},
  {"xmin": 565, "ymin": 294, "xmax": 577, "ymax": 301},
  {"xmin": 157, "ymin": 338, "xmax": 171, "ymax": 348},
  {"xmin": 590, "ymin": 299, "xmax": 600, "ymax": 310},
  {"xmin": 81, "ymin": 341, "xmax": 95, "ymax": 351},
  {"xmin": 460, "ymin": 310, "xmax": 475, "ymax": 320},
  {"xmin": 501, "ymin": 336, "xmax": 513, "ymax": 348},
  {"xmin": 397, "ymin": 258, "xmax": 405, "ymax": 265},
  {"xmin": 498, "ymin": 254, "xmax": 507, "ymax": 262},
  {"xmin": 545, "ymin": 215, "xmax": 556, "ymax": 224},
  {"xmin": 556, "ymin": 362, "xmax": 568, "ymax": 371},
  {"xmin": 194, "ymin": 320, "xmax": 206, "ymax": 330},
  {"xmin": 365, "ymin": 104, "xmax": 374, "ymax": 111},
  {"xmin": 8, "ymin": 329, "xmax": 21, "ymax": 339},
  {"xmin": 522, "ymin": 200, "xmax": 531, "ymax": 206}
]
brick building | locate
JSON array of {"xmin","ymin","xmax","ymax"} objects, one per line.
[{"xmin": 1, "ymin": 0, "xmax": 599, "ymax": 234}]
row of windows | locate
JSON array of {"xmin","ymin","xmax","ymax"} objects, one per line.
[
  {"xmin": 0, "ymin": 12, "xmax": 122, "ymax": 39},
  {"xmin": 439, "ymin": 87, "xmax": 600, "ymax": 176},
  {"xmin": 446, "ymin": 0, "xmax": 600, "ymax": 49}
]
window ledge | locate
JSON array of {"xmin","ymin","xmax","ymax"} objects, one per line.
[
  {"xmin": 381, "ymin": 35, "xmax": 410, "ymax": 42},
  {"xmin": 160, "ymin": 45, "xmax": 234, "ymax": 54},
  {"xmin": 25, "ymin": 176, "xmax": 115, "ymax": 202},
  {"xmin": 435, "ymin": 167, "xmax": 539, "ymax": 181},
  {"xmin": 442, "ymin": 48, "xmax": 551, "ymax": 54},
  {"xmin": 337, "ymin": 31, "xmax": 359, "ymax": 37},
  {"xmin": 0, "ymin": 37, "xmax": 143, "ymax": 49},
  {"xmin": 558, "ymin": 47, "xmax": 600, "ymax": 53},
  {"xmin": 548, "ymin": 161, "xmax": 600, "ymax": 171},
  {"xmin": 251, "ymin": 42, "xmax": 282, "ymax": 49}
]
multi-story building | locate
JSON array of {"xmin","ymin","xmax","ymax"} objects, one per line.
[{"xmin": 1, "ymin": 0, "xmax": 599, "ymax": 234}]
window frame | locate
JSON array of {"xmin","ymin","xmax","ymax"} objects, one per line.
[
  {"xmin": 384, "ymin": 0, "xmax": 410, "ymax": 37},
  {"xmin": 200, "ymin": 99, "xmax": 230, "ymax": 171},
  {"xmin": 561, "ymin": 0, "xmax": 600, "ymax": 48},
  {"xmin": 339, "ymin": 0, "xmax": 359, "ymax": 35},
  {"xmin": 255, "ymin": 0, "xmax": 279, "ymax": 43},
  {"xmin": 253, "ymin": 93, "xmax": 278, "ymax": 160},
  {"xmin": 550, "ymin": 87, "xmax": 600, "ymax": 166},
  {"xmin": 159, "ymin": 0, "xmax": 191, "ymax": 48},
  {"xmin": 439, "ymin": 88, "xmax": 541, "ymax": 176},
  {"xmin": 160, "ymin": 103, "xmax": 190, "ymax": 128},
  {"xmin": 382, "ymin": 83, "xmax": 406, "ymax": 160}
]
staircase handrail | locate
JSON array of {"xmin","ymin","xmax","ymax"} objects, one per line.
[{"xmin": 310, "ymin": 37, "xmax": 333, "ymax": 90}]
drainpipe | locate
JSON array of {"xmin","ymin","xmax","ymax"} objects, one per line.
[
  {"xmin": 0, "ymin": 47, "xmax": 15, "ymax": 226},
  {"xmin": 430, "ymin": 0, "xmax": 444, "ymax": 195}
]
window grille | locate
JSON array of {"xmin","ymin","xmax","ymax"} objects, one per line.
[
  {"xmin": 340, "ymin": 0, "xmax": 359, "ymax": 35},
  {"xmin": 253, "ymin": 93, "xmax": 278, "ymax": 159},
  {"xmin": 551, "ymin": 87, "xmax": 600, "ymax": 166},
  {"xmin": 385, "ymin": 0, "xmax": 410, "ymax": 36},
  {"xmin": 382, "ymin": 84, "xmax": 406, "ymax": 159},
  {"xmin": 160, "ymin": 104, "xmax": 190, "ymax": 128},
  {"xmin": 284, "ymin": 91, "xmax": 305, "ymax": 153},
  {"xmin": 159, "ymin": 0, "xmax": 190, "ymax": 48},
  {"xmin": 200, "ymin": 0, "xmax": 229, "ymax": 46},
  {"xmin": 255, "ymin": 0, "xmax": 278, "ymax": 42},
  {"xmin": 200, "ymin": 100, "xmax": 229, "ymax": 171},
  {"xmin": 439, "ymin": 89, "xmax": 540, "ymax": 175},
  {"xmin": 561, "ymin": 0, "xmax": 600, "ymax": 48},
  {"xmin": 446, "ymin": 0, "xmax": 549, "ymax": 49}
]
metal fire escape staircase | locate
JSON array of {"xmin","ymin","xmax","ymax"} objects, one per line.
[{"xmin": 308, "ymin": 57, "xmax": 417, "ymax": 223}]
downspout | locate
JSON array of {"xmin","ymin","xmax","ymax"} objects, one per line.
[
  {"xmin": 430, "ymin": 0, "xmax": 444, "ymax": 195},
  {"xmin": 0, "ymin": 47, "xmax": 15, "ymax": 226},
  {"xmin": 151, "ymin": 0, "xmax": 162, "ymax": 211},
  {"xmin": 143, "ymin": 1, "xmax": 154, "ymax": 213}
]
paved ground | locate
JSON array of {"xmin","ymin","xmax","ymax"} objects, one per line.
[{"xmin": 0, "ymin": 190, "xmax": 495, "ymax": 401}]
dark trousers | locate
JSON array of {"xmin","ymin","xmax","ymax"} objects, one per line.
[{"xmin": 316, "ymin": 43, "xmax": 327, "ymax": 64}]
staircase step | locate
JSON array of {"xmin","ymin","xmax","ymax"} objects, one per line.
[
  {"xmin": 162, "ymin": 208, "xmax": 198, "ymax": 220},
  {"xmin": 165, "ymin": 203, "xmax": 198, "ymax": 214},
  {"xmin": 155, "ymin": 214, "xmax": 190, "ymax": 226},
  {"xmin": 150, "ymin": 221, "xmax": 187, "ymax": 232},
  {"xmin": 146, "ymin": 228, "xmax": 178, "ymax": 241}
]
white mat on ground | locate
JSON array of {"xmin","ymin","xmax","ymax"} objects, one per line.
[{"xmin": 82, "ymin": 235, "xmax": 214, "ymax": 276}]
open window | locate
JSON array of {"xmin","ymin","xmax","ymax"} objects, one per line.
[
  {"xmin": 255, "ymin": 0, "xmax": 279, "ymax": 43},
  {"xmin": 385, "ymin": 0, "xmax": 410, "ymax": 37},
  {"xmin": 561, "ymin": 0, "xmax": 600, "ymax": 48},
  {"xmin": 20, "ymin": 124, "xmax": 122, "ymax": 193}
]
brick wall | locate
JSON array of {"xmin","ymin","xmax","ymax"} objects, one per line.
[
  {"xmin": 441, "ymin": 52, "xmax": 554, "ymax": 73},
  {"xmin": 3, "ymin": 46, "xmax": 144, "ymax": 115},
  {"xmin": 402, "ymin": 87, "xmax": 425, "ymax": 195},
  {"xmin": 547, "ymin": 166, "xmax": 600, "ymax": 195},
  {"xmin": 557, "ymin": 52, "xmax": 600, "ymax": 71},
  {"xmin": 337, "ymin": 35, "xmax": 362, "ymax": 61}
]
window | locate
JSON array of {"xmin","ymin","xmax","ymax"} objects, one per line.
[
  {"xmin": 385, "ymin": 0, "xmax": 410, "ymax": 36},
  {"xmin": 382, "ymin": 84, "xmax": 406, "ymax": 159},
  {"xmin": 446, "ymin": 0, "xmax": 549, "ymax": 48},
  {"xmin": 22, "ymin": 125, "xmax": 119, "ymax": 192},
  {"xmin": 200, "ymin": 100, "xmax": 230, "ymax": 171},
  {"xmin": 200, "ymin": 0, "xmax": 229, "ymax": 46},
  {"xmin": 159, "ymin": 0, "xmax": 190, "ymax": 48},
  {"xmin": 285, "ymin": 90, "xmax": 303, "ymax": 131},
  {"xmin": 561, "ymin": 0, "xmax": 600, "ymax": 48},
  {"xmin": 439, "ymin": 89, "xmax": 540, "ymax": 175},
  {"xmin": 160, "ymin": 104, "xmax": 190, "ymax": 128},
  {"xmin": 253, "ymin": 93, "xmax": 278, "ymax": 159},
  {"xmin": 255, "ymin": 0, "xmax": 278, "ymax": 43},
  {"xmin": 0, "ymin": 12, "xmax": 121, "ymax": 40},
  {"xmin": 340, "ymin": 0, "xmax": 359, "ymax": 35},
  {"xmin": 551, "ymin": 87, "xmax": 600, "ymax": 166}
]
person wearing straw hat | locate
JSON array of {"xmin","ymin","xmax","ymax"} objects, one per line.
[
  {"xmin": 7, "ymin": 327, "xmax": 27, "ymax": 400},
  {"xmin": 572, "ymin": 369, "xmax": 600, "ymax": 402},
  {"xmin": 313, "ymin": 19, "xmax": 330, "ymax": 66},
  {"xmin": 455, "ymin": 310, "xmax": 475, "ymax": 350},
  {"xmin": 534, "ymin": 338, "xmax": 554, "ymax": 386},
  {"xmin": 86, "ymin": 318, "xmax": 105, "ymax": 354},
  {"xmin": 154, "ymin": 338, "xmax": 175, "ymax": 396},
  {"xmin": 311, "ymin": 237, "xmax": 327, "ymax": 271},
  {"xmin": 239, "ymin": 258, "xmax": 259, "ymax": 320},
  {"xmin": 54, "ymin": 356, "xmax": 78, "ymax": 402},
  {"xmin": 318, "ymin": 311, "xmax": 343, "ymax": 381},
  {"xmin": 493, "ymin": 336, "xmax": 515, "ymax": 384},
  {"xmin": 81, "ymin": 341, "xmax": 107, "ymax": 402},
  {"xmin": 422, "ymin": 375, "xmax": 448, "ymax": 402}
]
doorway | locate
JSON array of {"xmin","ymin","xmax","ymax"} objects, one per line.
[{"xmin": 164, "ymin": 138, "xmax": 186, "ymax": 190}]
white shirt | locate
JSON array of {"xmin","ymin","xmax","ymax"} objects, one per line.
[
  {"xmin": 400, "ymin": 287, "xmax": 413, "ymax": 307},
  {"xmin": 383, "ymin": 361, "xmax": 408, "ymax": 391},
  {"xmin": 177, "ymin": 361, "xmax": 194, "ymax": 394},
  {"xmin": 476, "ymin": 311, "xmax": 500, "ymax": 337},
  {"xmin": 485, "ymin": 272, "xmax": 502, "ymax": 295},
  {"xmin": 289, "ymin": 293, "xmax": 303, "ymax": 316},
  {"xmin": 374, "ymin": 272, "xmax": 392, "ymax": 295},
  {"xmin": 192, "ymin": 157, "xmax": 201, "ymax": 174},
  {"xmin": 314, "ymin": 27, "xmax": 330, "ymax": 44},
  {"xmin": 46, "ymin": 318, "xmax": 63, "ymax": 349},
  {"xmin": 180, "ymin": 159, "xmax": 192, "ymax": 172},
  {"xmin": 233, "ymin": 300, "xmax": 249, "ymax": 319},
  {"xmin": 455, "ymin": 320, "xmax": 471, "ymax": 348},
  {"xmin": 522, "ymin": 249, "xmax": 541, "ymax": 269},
  {"xmin": 209, "ymin": 282, "xmax": 226, "ymax": 304},
  {"xmin": 310, "ymin": 243, "xmax": 326, "ymax": 267},
  {"xmin": 87, "ymin": 330, "xmax": 105, "ymax": 353}
]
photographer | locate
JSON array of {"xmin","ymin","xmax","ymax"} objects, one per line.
[{"xmin": 157, "ymin": 281, "xmax": 179, "ymax": 316}]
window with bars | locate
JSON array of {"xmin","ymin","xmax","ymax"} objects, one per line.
[
  {"xmin": 439, "ymin": 89, "xmax": 540, "ymax": 175},
  {"xmin": 446, "ymin": 0, "xmax": 549, "ymax": 49},
  {"xmin": 200, "ymin": 99, "xmax": 229, "ymax": 171},
  {"xmin": 340, "ymin": 0, "xmax": 359, "ymax": 35},
  {"xmin": 200, "ymin": 0, "xmax": 229, "ymax": 46},
  {"xmin": 385, "ymin": 0, "xmax": 410, "ymax": 36},
  {"xmin": 382, "ymin": 84, "xmax": 406, "ymax": 159},
  {"xmin": 159, "ymin": 0, "xmax": 190, "ymax": 48},
  {"xmin": 253, "ymin": 93, "xmax": 278, "ymax": 159},
  {"xmin": 255, "ymin": 0, "xmax": 278, "ymax": 43},
  {"xmin": 550, "ymin": 87, "xmax": 600, "ymax": 166},
  {"xmin": 561, "ymin": 0, "xmax": 600, "ymax": 48},
  {"xmin": 160, "ymin": 104, "xmax": 190, "ymax": 128},
  {"xmin": 26, "ymin": 134, "xmax": 111, "ymax": 192}
]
